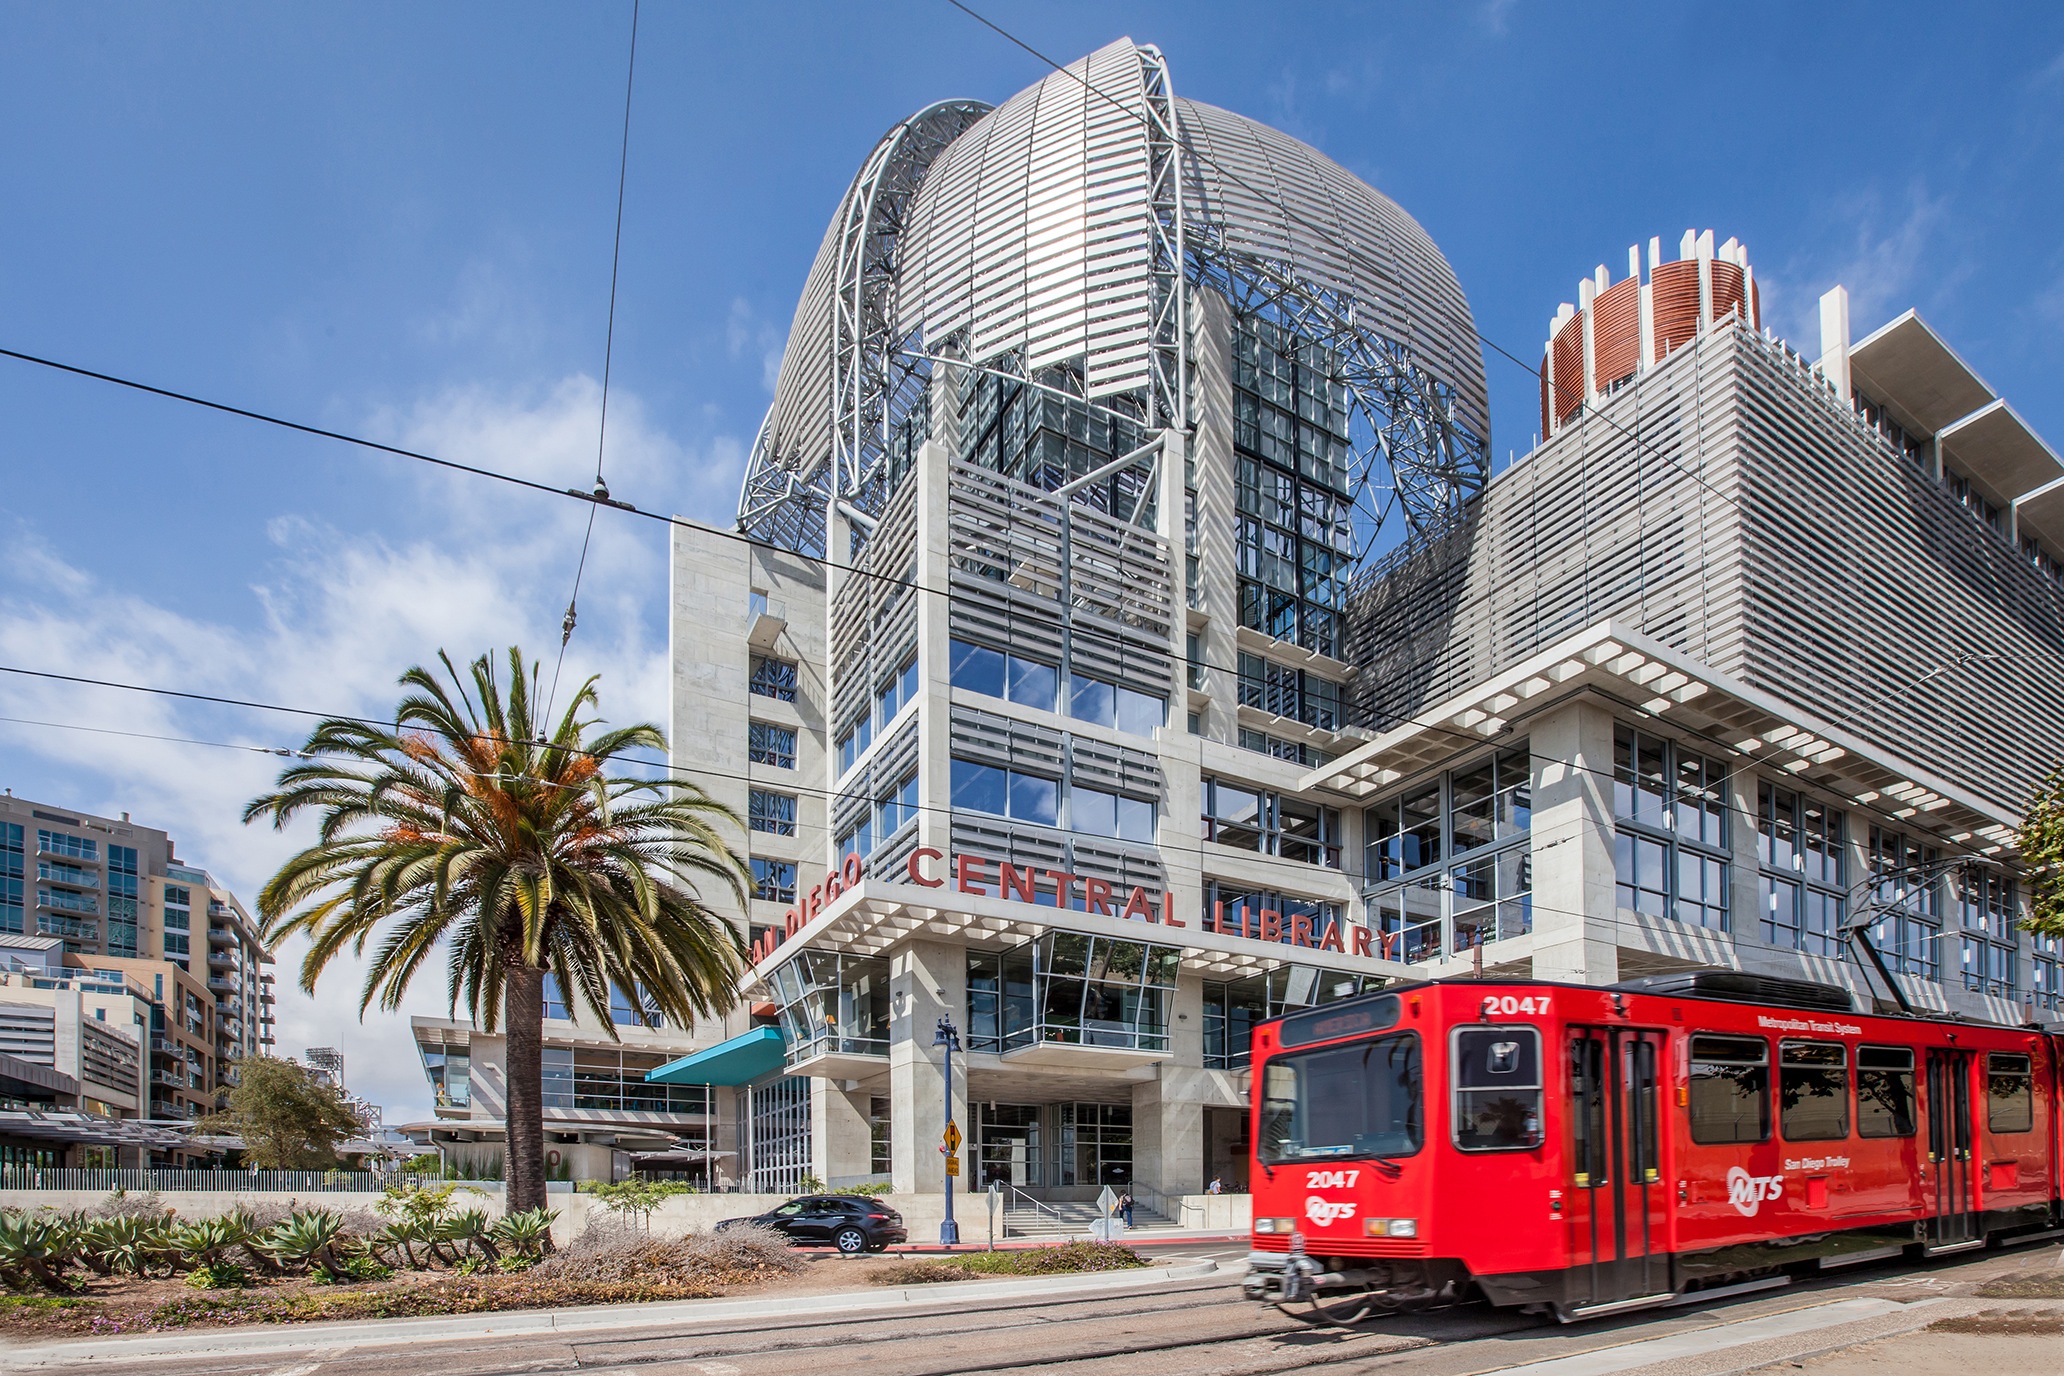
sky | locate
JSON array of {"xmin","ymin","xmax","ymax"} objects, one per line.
[{"xmin": 2, "ymin": 2, "xmax": 2061, "ymax": 1125}]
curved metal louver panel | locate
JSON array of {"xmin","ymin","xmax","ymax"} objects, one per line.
[
  {"xmin": 738, "ymin": 37, "xmax": 1488, "ymax": 555},
  {"xmin": 738, "ymin": 98, "xmax": 994, "ymax": 555}
]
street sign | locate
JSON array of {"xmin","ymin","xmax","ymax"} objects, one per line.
[
  {"xmin": 1097, "ymin": 1184, "xmax": 1119, "ymax": 1217},
  {"xmin": 944, "ymin": 1154, "xmax": 961, "ymax": 1176},
  {"xmin": 943, "ymin": 1121, "xmax": 963, "ymax": 1153}
]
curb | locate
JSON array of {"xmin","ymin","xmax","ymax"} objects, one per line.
[{"xmin": 0, "ymin": 1259, "xmax": 1221, "ymax": 1367}]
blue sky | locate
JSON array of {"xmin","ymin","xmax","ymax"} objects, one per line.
[{"xmin": 3, "ymin": 2, "xmax": 2061, "ymax": 1120}]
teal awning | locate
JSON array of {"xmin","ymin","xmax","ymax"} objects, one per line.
[{"xmin": 645, "ymin": 1027, "xmax": 786, "ymax": 1087}]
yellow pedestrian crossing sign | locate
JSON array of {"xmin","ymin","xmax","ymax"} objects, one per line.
[{"xmin": 943, "ymin": 1121, "xmax": 963, "ymax": 1152}]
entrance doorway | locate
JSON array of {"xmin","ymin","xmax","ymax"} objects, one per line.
[
  {"xmin": 1565, "ymin": 1027, "xmax": 1668, "ymax": 1310},
  {"xmin": 975, "ymin": 1103, "xmax": 1040, "ymax": 1189},
  {"xmin": 1924, "ymin": 1049, "xmax": 1978, "ymax": 1249}
]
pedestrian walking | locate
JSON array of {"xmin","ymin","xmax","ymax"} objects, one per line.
[{"xmin": 1118, "ymin": 1188, "xmax": 1135, "ymax": 1227}]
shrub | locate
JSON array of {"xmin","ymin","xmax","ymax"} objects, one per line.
[
  {"xmin": 184, "ymin": 1262, "xmax": 250, "ymax": 1290},
  {"xmin": 866, "ymin": 1242, "xmax": 1144, "ymax": 1285},
  {"xmin": 845, "ymin": 1181, "xmax": 895, "ymax": 1198},
  {"xmin": 454, "ymin": 1256, "xmax": 487, "ymax": 1276},
  {"xmin": 532, "ymin": 1224, "xmax": 803, "ymax": 1291},
  {"xmin": 491, "ymin": 1208, "xmax": 559, "ymax": 1261},
  {"xmin": 88, "ymin": 1190, "xmax": 170, "ymax": 1222}
]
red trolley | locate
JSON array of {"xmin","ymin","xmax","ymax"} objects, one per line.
[{"xmin": 1241, "ymin": 973, "xmax": 2063, "ymax": 1322}]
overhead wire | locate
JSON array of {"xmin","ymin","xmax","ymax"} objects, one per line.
[{"xmin": 549, "ymin": 0, "xmax": 643, "ymax": 722}]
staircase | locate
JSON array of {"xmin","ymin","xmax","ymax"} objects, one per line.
[{"xmin": 1001, "ymin": 1196, "xmax": 1177, "ymax": 1239}]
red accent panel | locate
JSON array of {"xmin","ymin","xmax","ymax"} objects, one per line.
[
  {"xmin": 1651, "ymin": 260, "xmax": 1701, "ymax": 360},
  {"xmin": 1591, "ymin": 278, "xmax": 1640, "ymax": 392},
  {"xmin": 1550, "ymin": 317, "xmax": 1585, "ymax": 426}
]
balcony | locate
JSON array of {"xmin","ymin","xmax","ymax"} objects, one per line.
[
  {"xmin": 36, "ymin": 915, "xmax": 99, "ymax": 942},
  {"xmin": 207, "ymin": 949, "xmax": 236, "ymax": 971},
  {"xmin": 206, "ymin": 975, "xmax": 239, "ymax": 996},
  {"xmin": 207, "ymin": 924, "xmax": 237, "ymax": 948},
  {"xmin": 35, "ymin": 865, "xmax": 100, "ymax": 891},
  {"xmin": 150, "ymin": 1068, "xmax": 185, "ymax": 1088}
]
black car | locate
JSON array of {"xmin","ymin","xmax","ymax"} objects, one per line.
[{"xmin": 718, "ymin": 1194, "xmax": 907, "ymax": 1254}]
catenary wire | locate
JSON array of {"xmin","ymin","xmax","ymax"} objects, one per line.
[
  {"xmin": 0, "ymin": 658, "xmax": 1999, "ymax": 906},
  {"xmin": 549, "ymin": 0, "xmax": 643, "ymax": 722},
  {"xmin": 0, "ymin": 17, "xmax": 2011, "ymax": 814}
]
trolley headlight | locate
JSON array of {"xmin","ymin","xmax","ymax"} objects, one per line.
[
  {"xmin": 1254, "ymin": 1217, "xmax": 1297, "ymax": 1234},
  {"xmin": 1364, "ymin": 1217, "xmax": 1418, "ymax": 1238}
]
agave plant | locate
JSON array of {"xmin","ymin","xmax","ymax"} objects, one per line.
[
  {"xmin": 0, "ymin": 1213, "xmax": 76, "ymax": 1294},
  {"xmin": 263, "ymin": 1208, "xmax": 350, "ymax": 1275},
  {"xmin": 490, "ymin": 1207, "xmax": 558, "ymax": 1260},
  {"xmin": 439, "ymin": 1207, "xmax": 500, "ymax": 1263},
  {"xmin": 169, "ymin": 1217, "xmax": 243, "ymax": 1272},
  {"xmin": 366, "ymin": 1218, "xmax": 426, "ymax": 1270},
  {"xmin": 225, "ymin": 1208, "xmax": 285, "ymax": 1275},
  {"xmin": 87, "ymin": 1214, "xmax": 175, "ymax": 1277}
]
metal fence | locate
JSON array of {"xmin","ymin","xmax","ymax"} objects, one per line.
[{"xmin": 0, "ymin": 1167, "xmax": 492, "ymax": 1194}]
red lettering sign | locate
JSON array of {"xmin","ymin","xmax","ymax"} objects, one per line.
[
  {"xmin": 908, "ymin": 848, "xmax": 944, "ymax": 887},
  {"xmin": 955, "ymin": 853, "xmax": 991, "ymax": 896},
  {"xmin": 1120, "ymin": 886, "xmax": 1155, "ymax": 922}
]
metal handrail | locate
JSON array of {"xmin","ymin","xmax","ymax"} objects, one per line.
[
  {"xmin": 1003, "ymin": 1184, "xmax": 1065, "ymax": 1225},
  {"xmin": 1126, "ymin": 1180, "xmax": 1205, "ymax": 1223}
]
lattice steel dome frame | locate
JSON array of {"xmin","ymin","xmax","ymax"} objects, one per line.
[{"xmin": 736, "ymin": 39, "xmax": 1488, "ymax": 558}]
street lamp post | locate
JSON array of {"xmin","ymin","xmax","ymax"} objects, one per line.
[{"xmin": 933, "ymin": 1015, "xmax": 961, "ymax": 1246}]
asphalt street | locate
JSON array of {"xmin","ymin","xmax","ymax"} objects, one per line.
[{"xmin": 8, "ymin": 1240, "xmax": 2063, "ymax": 1376}]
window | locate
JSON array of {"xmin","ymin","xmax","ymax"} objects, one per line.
[
  {"xmin": 1986, "ymin": 1053, "xmax": 2034, "ymax": 1133},
  {"xmin": 949, "ymin": 759, "xmax": 1057, "ymax": 827},
  {"xmin": 836, "ymin": 714, "xmax": 873, "ymax": 775},
  {"xmin": 876, "ymin": 656, "xmax": 919, "ymax": 726},
  {"xmin": 1259, "ymin": 1034, "xmax": 1423, "ymax": 1162},
  {"xmin": 1778, "ymin": 1041, "xmax": 1848, "ymax": 1141},
  {"xmin": 1237, "ymin": 653, "xmax": 1341, "ymax": 731},
  {"xmin": 1758, "ymin": 785, "xmax": 1847, "ymax": 956},
  {"xmin": 1856, "ymin": 1046, "xmax": 1917, "ymax": 1137},
  {"xmin": 1070, "ymin": 786, "xmax": 1154, "ymax": 843},
  {"xmin": 869, "ymin": 1097, "xmax": 892, "ymax": 1176},
  {"xmin": 1613, "ymin": 727, "xmax": 1730, "ymax": 929},
  {"xmin": 749, "ymin": 791, "xmax": 797, "ymax": 836},
  {"xmin": 2035, "ymin": 934, "xmax": 2063, "ymax": 1013},
  {"xmin": 1363, "ymin": 746, "xmax": 1532, "ymax": 961},
  {"xmin": 950, "ymin": 639, "xmax": 1056, "ymax": 712},
  {"xmin": 749, "ymin": 656, "xmax": 798, "ymax": 702},
  {"xmin": 752, "ymin": 858, "xmax": 797, "ymax": 905},
  {"xmin": 0, "ymin": 824, "xmax": 22, "ymax": 936},
  {"xmin": 1689, "ymin": 1035, "xmax": 1769, "ymax": 1144},
  {"xmin": 877, "ymin": 773, "xmax": 919, "ymax": 839},
  {"xmin": 1238, "ymin": 728, "xmax": 1332, "ymax": 767},
  {"xmin": 1868, "ymin": 828, "xmax": 1943, "ymax": 981},
  {"xmin": 749, "ymin": 721, "xmax": 797, "ymax": 769},
  {"xmin": 1202, "ymin": 777, "xmax": 1340, "ymax": 867},
  {"xmin": 163, "ymin": 932, "xmax": 190, "ymax": 956},
  {"xmin": 1958, "ymin": 868, "xmax": 2018, "ymax": 997},
  {"xmin": 1452, "ymin": 1027, "xmax": 1543, "ymax": 1151}
]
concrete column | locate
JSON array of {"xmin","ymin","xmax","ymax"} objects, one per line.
[
  {"xmin": 1527, "ymin": 700, "xmax": 1620, "ymax": 985},
  {"xmin": 811, "ymin": 1078, "xmax": 875, "ymax": 1184},
  {"xmin": 1817, "ymin": 285, "xmax": 1851, "ymax": 403},
  {"xmin": 1726, "ymin": 768, "xmax": 1763, "ymax": 951},
  {"xmin": 888, "ymin": 938, "xmax": 967, "ymax": 1194},
  {"xmin": 914, "ymin": 439, "xmax": 955, "ymax": 862}
]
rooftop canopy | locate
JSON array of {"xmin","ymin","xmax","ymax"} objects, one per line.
[{"xmin": 645, "ymin": 1027, "xmax": 787, "ymax": 1088}]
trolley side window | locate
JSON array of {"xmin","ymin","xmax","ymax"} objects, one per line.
[
  {"xmin": 1452, "ymin": 1027, "xmax": 1543, "ymax": 1151},
  {"xmin": 1688, "ymin": 1034, "xmax": 1770, "ymax": 1144},
  {"xmin": 1779, "ymin": 1040, "xmax": 1848, "ymax": 1141},
  {"xmin": 1856, "ymin": 1045, "xmax": 1917, "ymax": 1138},
  {"xmin": 1259, "ymin": 1033, "xmax": 1423, "ymax": 1163},
  {"xmin": 1986, "ymin": 1053, "xmax": 2035, "ymax": 1134}
]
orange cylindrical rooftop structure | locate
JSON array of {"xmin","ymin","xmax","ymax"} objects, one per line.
[{"xmin": 1540, "ymin": 229, "xmax": 1761, "ymax": 439}]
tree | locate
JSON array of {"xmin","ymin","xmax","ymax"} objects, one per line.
[
  {"xmin": 244, "ymin": 648, "xmax": 749, "ymax": 1212},
  {"xmin": 199, "ymin": 1055, "xmax": 365, "ymax": 1169},
  {"xmin": 2021, "ymin": 768, "xmax": 2064, "ymax": 937}
]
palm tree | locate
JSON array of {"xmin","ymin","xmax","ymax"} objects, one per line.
[{"xmin": 245, "ymin": 648, "xmax": 749, "ymax": 1213}]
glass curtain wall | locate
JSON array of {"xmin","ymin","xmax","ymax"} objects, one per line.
[
  {"xmin": 768, "ymin": 951, "xmax": 892, "ymax": 1063},
  {"xmin": 539, "ymin": 1047, "xmax": 709, "ymax": 1115},
  {"xmin": 1201, "ymin": 966, "xmax": 1390, "ymax": 1069},
  {"xmin": 742, "ymin": 1076, "xmax": 812, "ymax": 1194},
  {"xmin": 1232, "ymin": 316, "xmax": 1354, "ymax": 658},
  {"xmin": 966, "ymin": 935, "xmax": 1177, "ymax": 1052},
  {"xmin": 1362, "ymin": 742, "xmax": 1532, "ymax": 963}
]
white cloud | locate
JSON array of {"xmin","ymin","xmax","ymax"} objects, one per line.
[
  {"xmin": 726, "ymin": 296, "xmax": 785, "ymax": 397},
  {"xmin": 1765, "ymin": 182, "xmax": 1953, "ymax": 349},
  {"xmin": 0, "ymin": 375, "xmax": 742, "ymax": 1127},
  {"xmin": 1477, "ymin": 0, "xmax": 1521, "ymax": 39}
]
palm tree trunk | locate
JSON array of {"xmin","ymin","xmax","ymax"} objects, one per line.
[{"xmin": 503, "ymin": 963, "xmax": 547, "ymax": 1214}]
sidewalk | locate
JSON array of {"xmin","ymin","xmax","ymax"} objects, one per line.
[
  {"xmin": 875, "ymin": 1227, "xmax": 1245, "ymax": 1254},
  {"xmin": 1, "ymin": 1258, "xmax": 1222, "ymax": 1368}
]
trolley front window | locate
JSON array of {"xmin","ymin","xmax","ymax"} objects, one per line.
[{"xmin": 1260, "ymin": 1033, "xmax": 1422, "ymax": 1163}]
